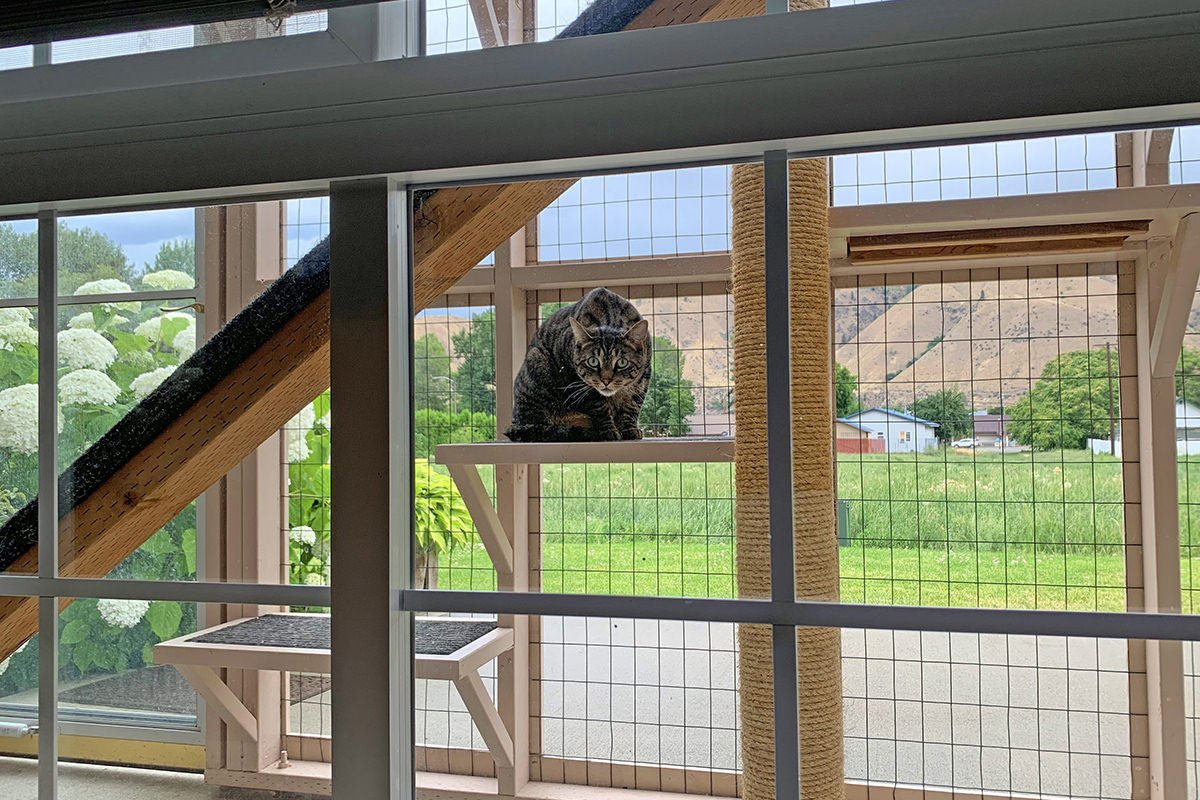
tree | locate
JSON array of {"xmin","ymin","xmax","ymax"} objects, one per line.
[
  {"xmin": 0, "ymin": 223, "xmax": 132, "ymax": 298},
  {"xmin": 906, "ymin": 387, "xmax": 971, "ymax": 444},
  {"xmin": 152, "ymin": 239, "xmax": 195, "ymax": 277},
  {"xmin": 1008, "ymin": 349, "xmax": 1119, "ymax": 450},
  {"xmin": 451, "ymin": 310, "xmax": 496, "ymax": 416},
  {"xmin": 640, "ymin": 335, "xmax": 696, "ymax": 436},
  {"xmin": 413, "ymin": 334, "xmax": 453, "ymax": 412},
  {"xmin": 1178, "ymin": 346, "xmax": 1200, "ymax": 406},
  {"xmin": 834, "ymin": 363, "xmax": 860, "ymax": 418}
]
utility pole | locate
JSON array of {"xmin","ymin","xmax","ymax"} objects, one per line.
[{"xmin": 1106, "ymin": 342, "xmax": 1117, "ymax": 454}]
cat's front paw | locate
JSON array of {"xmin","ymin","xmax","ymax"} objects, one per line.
[{"xmin": 621, "ymin": 427, "xmax": 643, "ymax": 440}]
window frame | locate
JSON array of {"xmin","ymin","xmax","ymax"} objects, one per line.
[{"xmin": 0, "ymin": 1, "xmax": 1198, "ymax": 797}]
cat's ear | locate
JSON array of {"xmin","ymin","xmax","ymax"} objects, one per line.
[
  {"xmin": 569, "ymin": 317, "xmax": 593, "ymax": 342},
  {"xmin": 625, "ymin": 318, "xmax": 650, "ymax": 347}
]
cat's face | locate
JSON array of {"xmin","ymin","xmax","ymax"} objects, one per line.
[{"xmin": 569, "ymin": 317, "xmax": 650, "ymax": 397}]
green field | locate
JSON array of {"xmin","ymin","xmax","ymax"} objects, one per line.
[{"xmin": 436, "ymin": 451, "xmax": 1200, "ymax": 612}]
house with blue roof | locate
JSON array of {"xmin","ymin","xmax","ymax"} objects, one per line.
[{"xmin": 841, "ymin": 408, "xmax": 940, "ymax": 453}]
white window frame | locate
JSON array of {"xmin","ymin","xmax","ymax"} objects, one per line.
[{"xmin": 0, "ymin": 1, "xmax": 1199, "ymax": 797}]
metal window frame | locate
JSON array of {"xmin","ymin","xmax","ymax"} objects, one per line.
[
  {"xmin": 0, "ymin": 3, "xmax": 409, "ymax": 104},
  {"xmin": 4, "ymin": 1, "xmax": 1200, "ymax": 796}
]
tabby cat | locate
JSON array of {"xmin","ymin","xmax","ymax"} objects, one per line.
[{"xmin": 506, "ymin": 288, "xmax": 651, "ymax": 442}]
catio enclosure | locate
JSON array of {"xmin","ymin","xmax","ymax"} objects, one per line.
[{"xmin": 0, "ymin": 2, "xmax": 1200, "ymax": 800}]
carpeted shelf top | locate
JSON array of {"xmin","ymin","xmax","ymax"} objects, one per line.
[{"xmin": 191, "ymin": 614, "xmax": 498, "ymax": 657}]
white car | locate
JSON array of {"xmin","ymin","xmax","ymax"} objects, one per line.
[{"xmin": 951, "ymin": 437, "xmax": 979, "ymax": 448}]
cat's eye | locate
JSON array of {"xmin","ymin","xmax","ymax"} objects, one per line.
[
  {"xmin": 616, "ymin": 358, "xmax": 629, "ymax": 369},
  {"xmin": 586, "ymin": 356, "xmax": 600, "ymax": 367}
]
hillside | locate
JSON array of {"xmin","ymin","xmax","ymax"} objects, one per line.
[{"xmin": 835, "ymin": 272, "xmax": 1121, "ymax": 409}]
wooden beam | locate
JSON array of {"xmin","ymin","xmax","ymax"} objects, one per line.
[
  {"xmin": 445, "ymin": 463, "xmax": 515, "ymax": 577},
  {"xmin": 1150, "ymin": 214, "xmax": 1200, "ymax": 378},
  {"xmin": 176, "ymin": 664, "xmax": 260, "ymax": 745},
  {"xmin": 1135, "ymin": 242, "xmax": 1188, "ymax": 798},
  {"xmin": 847, "ymin": 220, "xmax": 1150, "ymax": 252},
  {"xmin": 848, "ymin": 235, "xmax": 1130, "ymax": 265},
  {"xmin": 454, "ymin": 671, "xmax": 515, "ymax": 770}
]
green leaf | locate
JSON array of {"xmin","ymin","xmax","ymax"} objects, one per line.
[
  {"xmin": 146, "ymin": 600, "xmax": 183, "ymax": 641},
  {"xmin": 182, "ymin": 528, "xmax": 197, "ymax": 577},
  {"xmin": 142, "ymin": 643, "xmax": 156, "ymax": 665},
  {"xmin": 73, "ymin": 640, "xmax": 96, "ymax": 673},
  {"xmin": 140, "ymin": 529, "xmax": 176, "ymax": 556},
  {"xmin": 60, "ymin": 619, "xmax": 89, "ymax": 645}
]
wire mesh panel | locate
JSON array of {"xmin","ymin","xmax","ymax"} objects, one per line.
[
  {"xmin": 534, "ymin": 616, "xmax": 740, "ymax": 793},
  {"xmin": 834, "ymin": 265, "xmax": 1129, "ymax": 611},
  {"xmin": 834, "ymin": 264, "xmax": 1135, "ymax": 798},
  {"xmin": 1170, "ymin": 125, "xmax": 1200, "ymax": 185},
  {"xmin": 1178, "ymin": 277, "xmax": 1200, "ymax": 793},
  {"xmin": 831, "ymin": 135, "xmax": 1118, "ymax": 206},
  {"xmin": 536, "ymin": 167, "xmax": 732, "ymax": 262},
  {"xmin": 842, "ymin": 631, "xmax": 1132, "ymax": 798}
]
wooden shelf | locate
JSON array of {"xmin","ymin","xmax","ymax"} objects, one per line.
[{"xmin": 435, "ymin": 437, "xmax": 735, "ymax": 465}]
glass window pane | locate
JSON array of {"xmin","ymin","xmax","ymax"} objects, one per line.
[
  {"xmin": 0, "ymin": 594, "xmax": 38, "ymax": 774},
  {"xmin": 58, "ymin": 210, "xmax": 196, "ymax": 297}
]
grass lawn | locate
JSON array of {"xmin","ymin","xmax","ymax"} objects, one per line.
[{"xmin": 430, "ymin": 450, "xmax": 1200, "ymax": 612}]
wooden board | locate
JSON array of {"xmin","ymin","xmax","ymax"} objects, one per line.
[
  {"xmin": 436, "ymin": 438, "xmax": 736, "ymax": 465},
  {"xmin": 847, "ymin": 220, "xmax": 1151, "ymax": 252},
  {"xmin": 848, "ymin": 236, "xmax": 1131, "ymax": 265}
]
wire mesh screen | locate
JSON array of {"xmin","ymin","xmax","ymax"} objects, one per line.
[
  {"xmin": 1177, "ymin": 278, "xmax": 1200, "ymax": 793},
  {"xmin": 1170, "ymin": 125, "xmax": 1200, "ymax": 185},
  {"xmin": 843, "ymin": 631, "xmax": 1133, "ymax": 798},
  {"xmin": 834, "ymin": 264, "xmax": 1129, "ymax": 611},
  {"xmin": 425, "ymin": 0, "xmax": 484, "ymax": 53},
  {"xmin": 831, "ymin": 134, "xmax": 1118, "ymax": 206},
  {"xmin": 536, "ymin": 168, "xmax": 732, "ymax": 262},
  {"xmin": 834, "ymin": 264, "xmax": 1135, "ymax": 797},
  {"xmin": 533, "ymin": 617, "xmax": 740, "ymax": 792}
]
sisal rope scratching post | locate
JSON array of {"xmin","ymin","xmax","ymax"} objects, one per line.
[{"xmin": 731, "ymin": 6, "xmax": 841, "ymax": 790}]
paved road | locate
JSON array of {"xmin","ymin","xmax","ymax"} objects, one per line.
[{"xmin": 411, "ymin": 618, "xmax": 1153, "ymax": 798}]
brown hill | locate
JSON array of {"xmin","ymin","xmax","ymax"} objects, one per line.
[{"xmin": 835, "ymin": 272, "xmax": 1122, "ymax": 409}]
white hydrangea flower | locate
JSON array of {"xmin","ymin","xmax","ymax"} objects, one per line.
[
  {"xmin": 173, "ymin": 321, "xmax": 197, "ymax": 358},
  {"xmin": 59, "ymin": 369, "xmax": 121, "ymax": 406},
  {"xmin": 289, "ymin": 525, "xmax": 317, "ymax": 546},
  {"xmin": 0, "ymin": 307, "xmax": 32, "ymax": 326},
  {"xmin": 0, "ymin": 384, "xmax": 62, "ymax": 455},
  {"xmin": 73, "ymin": 279, "xmax": 140, "ymax": 313},
  {"xmin": 285, "ymin": 405, "xmax": 316, "ymax": 463},
  {"xmin": 67, "ymin": 311, "xmax": 128, "ymax": 331},
  {"xmin": 130, "ymin": 365, "xmax": 176, "ymax": 401},
  {"xmin": 316, "ymin": 412, "xmax": 330, "ymax": 430},
  {"xmin": 57, "ymin": 328, "xmax": 118, "ymax": 371},
  {"xmin": 304, "ymin": 573, "xmax": 327, "ymax": 586},
  {"xmin": 0, "ymin": 323, "xmax": 37, "ymax": 348},
  {"xmin": 135, "ymin": 312, "xmax": 193, "ymax": 343},
  {"xmin": 141, "ymin": 269, "xmax": 193, "ymax": 291},
  {"xmin": 287, "ymin": 428, "xmax": 311, "ymax": 463},
  {"xmin": 97, "ymin": 598, "xmax": 150, "ymax": 629}
]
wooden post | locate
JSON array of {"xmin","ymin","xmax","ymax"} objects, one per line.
[
  {"xmin": 1118, "ymin": 257, "xmax": 1151, "ymax": 799},
  {"xmin": 1134, "ymin": 233, "xmax": 1190, "ymax": 799},
  {"xmin": 201, "ymin": 202, "xmax": 287, "ymax": 775},
  {"xmin": 494, "ymin": 231, "xmax": 530, "ymax": 795}
]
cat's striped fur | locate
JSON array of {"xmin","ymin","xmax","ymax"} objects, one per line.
[{"xmin": 506, "ymin": 287, "xmax": 651, "ymax": 442}]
